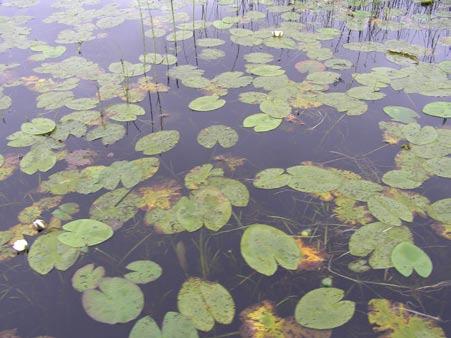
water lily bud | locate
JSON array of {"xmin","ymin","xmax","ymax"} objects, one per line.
[
  {"xmin": 12, "ymin": 239, "xmax": 28, "ymax": 253},
  {"xmin": 321, "ymin": 277, "xmax": 333, "ymax": 287},
  {"xmin": 33, "ymin": 219, "xmax": 46, "ymax": 231},
  {"xmin": 272, "ymin": 30, "xmax": 284, "ymax": 37}
]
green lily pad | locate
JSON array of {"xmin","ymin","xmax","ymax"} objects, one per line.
[
  {"xmin": 349, "ymin": 222, "xmax": 413, "ymax": 269},
  {"xmin": 86, "ymin": 123, "xmax": 126, "ymax": 145},
  {"xmin": 58, "ymin": 219, "xmax": 113, "ymax": 248},
  {"xmin": 28, "ymin": 231, "xmax": 80, "ymax": 275},
  {"xmin": 253, "ymin": 168, "xmax": 291, "ymax": 189},
  {"xmin": 367, "ymin": 195, "xmax": 413, "ymax": 226},
  {"xmin": 82, "ymin": 277, "xmax": 144, "ymax": 324},
  {"xmin": 21, "ymin": 118, "xmax": 56, "ymax": 135},
  {"xmin": 20, "ymin": 146, "xmax": 57, "ymax": 175},
  {"xmin": 184, "ymin": 164, "xmax": 224, "ymax": 190},
  {"xmin": 287, "ymin": 165, "xmax": 342, "ymax": 193},
  {"xmin": 391, "ymin": 242, "xmax": 432, "ymax": 278},
  {"xmin": 243, "ymin": 113, "xmax": 282, "ymax": 132},
  {"xmin": 402, "ymin": 123, "xmax": 437, "ymax": 145},
  {"xmin": 306, "ymin": 71, "xmax": 340, "ymax": 85},
  {"xmin": 72, "ymin": 264, "xmax": 106, "ymax": 292},
  {"xmin": 129, "ymin": 313, "xmax": 199, "ymax": 338},
  {"xmin": 246, "ymin": 64, "xmax": 285, "ymax": 77},
  {"xmin": 295, "ymin": 288, "xmax": 355, "ymax": 329},
  {"xmin": 240, "ymin": 223, "xmax": 301, "ymax": 276},
  {"xmin": 177, "ymin": 277, "xmax": 235, "ymax": 332},
  {"xmin": 106, "ymin": 103, "xmax": 145, "ymax": 122},
  {"xmin": 189, "ymin": 96, "xmax": 225, "ymax": 111},
  {"xmin": 109, "ymin": 61, "xmax": 150, "ymax": 77},
  {"xmin": 427, "ymin": 198, "xmax": 451, "ymax": 224},
  {"xmin": 135, "ymin": 130, "xmax": 180, "ymax": 155},
  {"xmin": 383, "ymin": 106, "xmax": 419, "ymax": 124},
  {"xmin": 347, "ymin": 86, "xmax": 385, "ymax": 100},
  {"xmin": 197, "ymin": 125, "xmax": 238, "ymax": 149},
  {"xmin": 260, "ymin": 97, "xmax": 291, "ymax": 118},
  {"xmin": 382, "ymin": 170, "xmax": 423, "ymax": 189},
  {"xmin": 423, "ymin": 157, "xmax": 451, "ymax": 178},
  {"xmin": 212, "ymin": 71, "xmax": 252, "ymax": 89},
  {"xmin": 207, "ymin": 177, "xmax": 249, "ymax": 207},
  {"xmin": 423, "ymin": 101, "xmax": 451, "ymax": 118},
  {"xmin": 124, "ymin": 260, "xmax": 162, "ymax": 284}
]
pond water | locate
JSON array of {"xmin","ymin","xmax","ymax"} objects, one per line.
[{"xmin": 0, "ymin": 0, "xmax": 451, "ymax": 337}]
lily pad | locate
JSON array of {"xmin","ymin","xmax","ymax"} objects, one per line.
[
  {"xmin": 423, "ymin": 101, "xmax": 451, "ymax": 118},
  {"xmin": 383, "ymin": 106, "xmax": 419, "ymax": 124},
  {"xmin": 106, "ymin": 103, "xmax": 145, "ymax": 122},
  {"xmin": 427, "ymin": 198, "xmax": 451, "ymax": 224},
  {"xmin": 382, "ymin": 170, "xmax": 423, "ymax": 189},
  {"xmin": 58, "ymin": 219, "xmax": 113, "ymax": 248},
  {"xmin": 240, "ymin": 224, "xmax": 301, "ymax": 276},
  {"xmin": 124, "ymin": 260, "xmax": 162, "ymax": 284},
  {"xmin": 135, "ymin": 130, "xmax": 180, "ymax": 155},
  {"xmin": 189, "ymin": 96, "xmax": 225, "ymax": 111},
  {"xmin": 20, "ymin": 146, "xmax": 57, "ymax": 175},
  {"xmin": 295, "ymin": 288, "xmax": 355, "ymax": 330},
  {"xmin": 253, "ymin": 168, "xmax": 291, "ymax": 189},
  {"xmin": 367, "ymin": 195, "xmax": 413, "ymax": 226},
  {"xmin": 21, "ymin": 118, "xmax": 56, "ymax": 135},
  {"xmin": 82, "ymin": 277, "xmax": 144, "ymax": 324},
  {"xmin": 177, "ymin": 277, "xmax": 235, "ymax": 331},
  {"xmin": 287, "ymin": 165, "xmax": 342, "ymax": 193},
  {"xmin": 129, "ymin": 313, "xmax": 199, "ymax": 338},
  {"xmin": 28, "ymin": 231, "xmax": 80, "ymax": 275},
  {"xmin": 72, "ymin": 264, "xmax": 106, "ymax": 292},
  {"xmin": 402, "ymin": 123, "xmax": 437, "ymax": 145},
  {"xmin": 197, "ymin": 125, "xmax": 238, "ymax": 149},
  {"xmin": 423, "ymin": 157, "xmax": 451, "ymax": 178},
  {"xmin": 243, "ymin": 113, "xmax": 282, "ymax": 132},
  {"xmin": 391, "ymin": 242, "xmax": 432, "ymax": 278}
]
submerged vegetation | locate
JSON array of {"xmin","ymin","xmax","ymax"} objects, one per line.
[{"xmin": 0, "ymin": 0, "xmax": 450, "ymax": 336}]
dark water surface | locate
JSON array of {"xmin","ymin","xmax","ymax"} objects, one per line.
[{"xmin": 0, "ymin": 0, "xmax": 450, "ymax": 337}]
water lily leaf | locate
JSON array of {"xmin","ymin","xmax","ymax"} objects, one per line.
[
  {"xmin": 402, "ymin": 123, "xmax": 437, "ymax": 145},
  {"xmin": 166, "ymin": 30, "xmax": 193, "ymax": 42},
  {"xmin": 124, "ymin": 260, "xmax": 162, "ymax": 284},
  {"xmin": 106, "ymin": 103, "xmax": 145, "ymax": 122},
  {"xmin": 295, "ymin": 288, "xmax": 355, "ymax": 330},
  {"xmin": 129, "ymin": 313, "xmax": 199, "ymax": 338},
  {"xmin": 197, "ymin": 125, "xmax": 238, "ymax": 149},
  {"xmin": 72, "ymin": 264, "xmax": 106, "ymax": 292},
  {"xmin": 196, "ymin": 38, "xmax": 225, "ymax": 47},
  {"xmin": 135, "ymin": 130, "xmax": 180, "ymax": 155},
  {"xmin": 189, "ymin": 96, "xmax": 225, "ymax": 111},
  {"xmin": 422, "ymin": 101, "xmax": 451, "ymax": 118},
  {"xmin": 333, "ymin": 196, "xmax": 372, "ymax": 226},
  {"xmin": 184, "ymin": 164, "xmax": 224, "ymax": 190},
  {"xmin": 423, "ymin": 157, "xmax": 451, "ymax": 178},
  {"xmin": 391, "ymin": 242, "xmax": 432, "ymax": 278},
  {"xmin": 177, "ymin": 277, "xmax": 235, "ymax": 332},
  {"xmin": 260, "ymin": 97, "xmax": 291, "ymax": 118},
  {"xmin": 347, "ymin": 86, "xmax": 385, "ymax": 100},
  {"xmin": 246, "ymin": 64, "xmax": 285, "ymax": 77},
  {"xmin": 294, "ymin": 60, "xmax": 326, "ymax": 73},
  {"xmin": 337, "ymin": 179, "xmax": 383, "ymax": 201},
  {"xmin": 253, "ymin": 168, "xmax": 290, "ymax": 189},
  {"xmin": 109, "ymin": 61, "xmax": 150, "ymax": 77},
  {"xmin": 287, "ymin": 165, "xmax": 342, "ymax": 193},
  {"xmin": 65, "ymin": 97, "xmax": 98, "ymax": 111},
  {"xmin": 306, "ymin": 71, "xmax": 340, "ymax": 85},
  {"xmin": 382, "ymin": 170, "xmax": 423, "ymax": 189},
  {"xmin": 367, "ymin": 195, "xmax": 413, "ymax": 226},
  {"xmin": 240, "ymin": 223, "xmax": 301, "ymax": 276},
  {"xmin": 212, "ymin": 71, "xmax": 252, "ymax": 89},
  {"xmin": 82, "ymin": 277, "xmax": 144, "ymax": 324},
  {"xmin": 383, "ymin": 106, "xmax": 419, "ymax": 124},
  {"xmin": 349, "ymin": 222, "xmax": 413, "ymax": 269},
  {"xmin": 28, "ymin": 231, "xmax": 80, "ymax": 275},
  {"xmin": 58, "ymin": 219, "xmax": 113, "ymax": 248},
  {"xmin": 427, "ymin": 198, "xmax": 451, "ymax": 224},
  {"xmin": 207, "ymin": 177, "xmax": 249, "ymax": 207},
  {"xmin": 21, "ymin": 118, "xmax": 56, "ymax": 135},
  {"xmin": 324, "ymin": 58, "xmax": 352, "ymax": 70},
  {"xmin": 86, "ymin": 123, "xmax": 126, "ymax": 145},
  {"xmin": 240, "ymin": 300, "xmax": 331, "ymax": 338},
  {"xmin": 368, "ymin": 299, "xmax": 446, "ymax": 338},
  {"xmin": 243, "ymin": 113, "xmax": 282, "ymax": 132},
  {"xmin": 20, "ymin": 146, "xmax": 57, "ymax": 175},
  {"xmin": 244, "ymin": 52, "xmax": 274, "ymax": 64},
  {"xmin": 177, "ymin": 187, "xmax": 232, "ymax": 231}
]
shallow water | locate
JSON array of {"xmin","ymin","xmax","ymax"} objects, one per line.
[{"xmin": 0, "ymin": 0, "xmax": 451, "ymax": 337}]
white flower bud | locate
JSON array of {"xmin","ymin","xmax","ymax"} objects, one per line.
[
  {"xmin": 33, "ymin": 219, "xmax": 46, "ymax": 231},
  {"xmin": 13, "ymin": 239, "xmax": 28, "ymax": 252}
]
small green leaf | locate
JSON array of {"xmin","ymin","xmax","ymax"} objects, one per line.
[
  {"xmin": 58, "ymin": 219, "xmax": 113, "ymax": 248},
  {"xmin": 72, "ymin": 264, "xmax": 106, "ymax": 292},
  {"xmin": 391, "ymin": 242, "xmax": 432, "ymax": 278},
  {"xmin": 189, "ymin": 96, "xmax": 225, "ymax": 112},
  {"xmin": 135, "ymin": 130, "xmax": 180, "ymax": 155},
  {"xmin": 197, "ymin": 125, "xmax": 238, "ymax": 149},
  {"xmin": 124, "ymin": 260, "xmax": 162, "ymax": 284}
]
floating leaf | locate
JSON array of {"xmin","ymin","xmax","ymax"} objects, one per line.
[
  {"xmin": 124, "ymin": 260, "xmax": 162, "ymax": 284},
  {"xmin": 287, "ymin": 165, "xmax": 342, "ymax": 193},
  {"xmin": 197, "ymin": 125, "xmax": 238, "ymax": 149},
  {"xmin": 382, "ymin": 170, "xmax": 423, "ymax": 189},
  {"xmin": 402, "ymin": 123, "xmax": 437, "ymax": 145},
  {"xmin": 422, "ymin": 101, "xmax": 451, "ymax": 118},
  {"xmin": 21, "ymin": 118, "xmax": 56, "ymax": 135},
  {"xmin": 391, "ymin": 242, "xmax": 432, "ymax": 278},
  {"xmin": 72, "ymin": 264, "xmax": 106, "ymax": 292},
  {"xmin": 82, "ymin": 277, "xmax": 144, "ymax": 324},
  {"xmin": 135, "ymin": 130, "xmax": 180, "ymax": 155},
  {"xmin": 129, "ymin": 313, "xmax": 199, "ymax": 338},
  {"xmin": 184, "ymin": 164, "xmax": 224, "ymax": 190},
  {"xmin": 367, "ymin": 195, "xmax": 413, "ymax": 226},
  {"xmin": 253, "ymin": 168, "xmax": 290, "ymax": 189},
  {"xmin": 177, "ymin": 277, "xmax": 235, "ymax": 331},
  {"xmin": 349, "ymin": 222, "xmax": 413, "ymax": 269},
  {"xmin": 189, "ymin": 96, "xmax": 225, "ymax": 112},
  {"xmin": 383, "ymin": 106, "xmax": 419, "ymax": 124},
  {"xmin": 28, "ymin": 231, "xmax": 80, "ymax": 275},
  {"xmin": 106, "ymin": 103, "xmax": 145, "ymax": 122},
  {"xmin": 427, "ymin": 198, "xmax": 451, "ymax": 225},
  {"xmin": 243, "ymin": 113, "xmax": 282, "ymax": 132},
  {"xmin": 240, "ymin": 224, "xmax": 300, "ymax": 276},
  {"xmin": 368, "ymin": 299, "xmax": 445, "ymax": 338},
  {"xmin": 295, "ymin": 288, "xmax": 355, "ymax": 330},
  {"xmin": 423, "ymin": 157, "xmax": 451, "ymax": 178},
  {"xmin": 20, "ymin": 146, "xmax": 57, "ymax": 175},
  {"xmin": 260, "ymin": 97, "xmax": 291, "ymax": 118},
  {"xmin": 58, "ymin": 219, "xmax": 113, "ymax": 248},
  {"xmin": 247, "ymin": 64, "xmax": 285, "ymax": 77}
]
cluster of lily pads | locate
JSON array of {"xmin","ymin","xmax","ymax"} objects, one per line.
[{"xmin": 0, "ymin": 0, "xmax": 450, "ymax": 336}]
